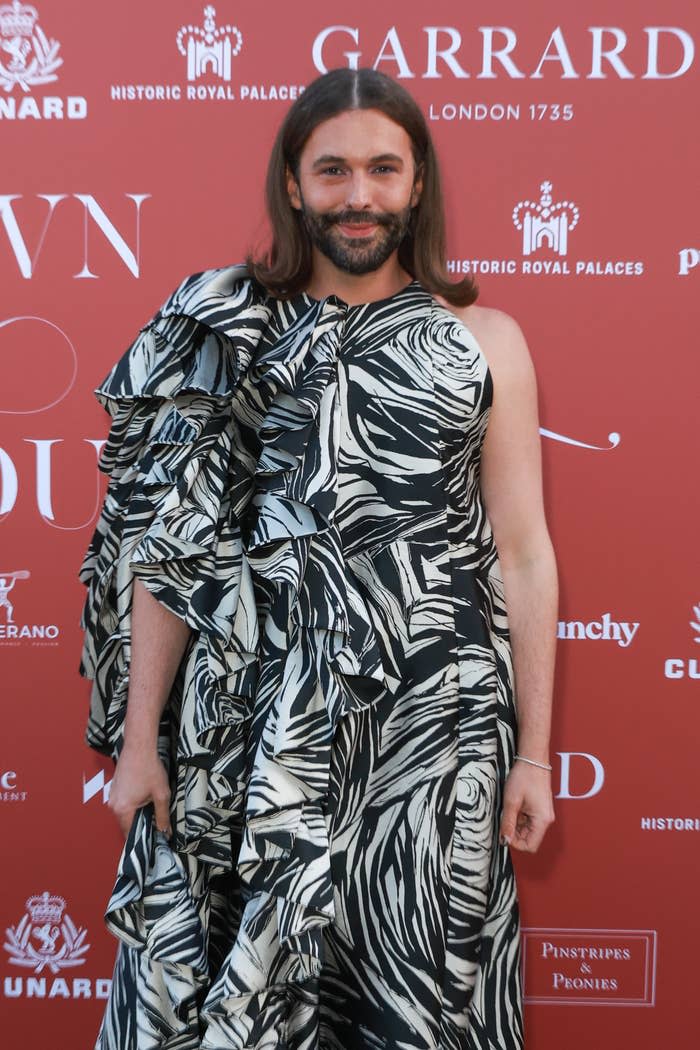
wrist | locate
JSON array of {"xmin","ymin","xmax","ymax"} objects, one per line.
[
  {"xmin": 514, "ymin": 753, "xmax": 552, "ymax": 771},
  {"xmin": 515, "ymin": 736, "xmax": 551, "ymax": 766},
  {"xmin": 122, "ymin": 722, "xmax": 160, "ymax": 752}
]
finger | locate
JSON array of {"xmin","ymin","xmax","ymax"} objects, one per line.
[
  {"xmin": 499, "ymin": 798, "xmax": 522, "ymax": 845},
  {"xmin": 153, "ymin": 792, "xmax": 172, "ymax": 837},
  {"xmin": 511, "ymin": 819, "xmax": 548, "ymax": 853},
  {"xmin": 117, "ymin": 807, "xmax": 133, "ymax": 840}
]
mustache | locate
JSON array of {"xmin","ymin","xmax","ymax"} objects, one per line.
[{"xmin": 323, "ymin": 210, "xmax": 396, "ymax": 227}]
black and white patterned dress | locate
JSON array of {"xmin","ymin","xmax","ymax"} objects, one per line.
[{"xmin": 79, "ymin": 264, "xmax": 523, "ymax": 1050}]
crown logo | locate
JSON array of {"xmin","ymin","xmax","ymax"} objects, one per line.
[
  {"xmin": 0, "ymin": 2, "xmax": 61, "ymax": 90},
  {"xmin": 176, "ymin": 5, "xmax": 242, "ymax": 83},
  {"xmin": 4, "ymin": 890, "xmax": 89, "ymax": 972},
  {"xmin": 0, "ymin": 1, "xmax": 37, "ymax": 38},
  {"xmin": 512, "ymin": 181, "xmax": 580, "ymax": 257},
  {"xmin": 27, "ymin": 891, "xmax": 65, "ymax": 924}
]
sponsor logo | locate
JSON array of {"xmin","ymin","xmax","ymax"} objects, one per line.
[
  {"xmin": 311, "ymin": 24, "xmax": 695, "ymax": 81},
  {"xmin": 556, "ymin": 614, "xmax": 639, "ymax": 648},
  {"xmin": 176, "ymin": 4, "xmax": 242, "ymax": 81},
  {"xmin": 110, "ymin": 5, "xmax": 304, "ymax": 105},
  {"xmin": 0, "ymin": 2, "xmax": 61, "ymax": 89},
  {"xmin": 663, "ymin": 602, "xmax": 700, "ymax": 680},
  {"xmin": 555, "ymin": 752, "xmax": 605, "ymax": 800},
  {"xmin": 4, "ymin": 892, "xmax": 88, "ymax": 973},
  {"xmin": 0, "ymin": 769, "xmax": 28, "ymax": 802},
  {"xmin": 521, "ymin": 929, "xmax": 657, "ymax": 1006},
  {"xmin": 0, "ymin": 569, "xmax": 59, "ymax": 645},
  {"xmin": 448, "ymin": 180, "xmax": 644, "ymax": 279},
  {"xmin": 82, "ymin": 769, "xmax": 112, "ymax": 805},
  {"xmin": 0, "ymin": 1, "xmax": 87, "ymax": 120},
  {"xmin": 641, "ymin": 816, "xmax": 700, "ymax": 831},
  {"xmin": 514, "ymin": 181, "xmax": 579, "ymax": 257},
  {"xmin": 678, "ymin": 248, "xmax": 700, "ymax": 276},
  {"xmin": 2, "ymin": 892, "xmax": 111, "ymax": 1000}
]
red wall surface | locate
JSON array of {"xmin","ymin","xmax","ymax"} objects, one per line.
[{"xmin": 2, "ymin": 1, "xmax": 699, "ymax": 1047}]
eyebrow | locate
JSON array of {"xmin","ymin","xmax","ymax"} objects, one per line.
[{"xmin": 311, "ymin": 153, "xmax": 405, "ymax": 168}]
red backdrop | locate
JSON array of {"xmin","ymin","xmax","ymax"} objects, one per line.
[{"xmin": 2, "ymin": 1, "xmax": 699, "ymax": 1046}]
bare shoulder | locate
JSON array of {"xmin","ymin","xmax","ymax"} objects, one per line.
[{"xmin": 442, "ymin": 302, "xmax": 533, "ymax": 378}]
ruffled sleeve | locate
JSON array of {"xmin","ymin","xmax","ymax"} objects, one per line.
[{"xmin": 78, "ymin": 266, "xmax": 267, "ymax": 762}]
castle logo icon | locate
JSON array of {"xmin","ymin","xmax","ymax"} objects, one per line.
[
  {"xmin": 0, "ymin": 2, "xmax": 62, "ymax": 93},
  {"xmin": 3, "ymin": 892, "xmax": 90, "ymax": 973},
  {"xmin": 513, "ymin": 181, "xmax": 580, "ymax": 256},
  {"xmin": 176, "ymin": 5, "xmax": 243, "ymax": 83}
]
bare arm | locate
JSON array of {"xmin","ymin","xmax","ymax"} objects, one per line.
[
  {"xmin": 108, "ymin": 578, "xmax": 192, "ymax": 838},
  {"xmin": 460, "ymin": 307, "xmax": 558, "ymax": 853}
]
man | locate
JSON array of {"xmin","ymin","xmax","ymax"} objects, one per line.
[{"xmin": 80, "ymin": 68, "xmax": 557, "ymax": 1050}]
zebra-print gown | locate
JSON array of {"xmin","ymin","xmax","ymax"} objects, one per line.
[{"xmin": 79, "ymin": 264, "xmax": 523, "ymax": 1050}]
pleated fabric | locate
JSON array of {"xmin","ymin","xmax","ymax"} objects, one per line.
[{"xmin": 79, "ymin": 264, "xmax": 523, "ymax": 1050}]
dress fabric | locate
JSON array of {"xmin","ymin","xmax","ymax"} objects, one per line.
[{"xmin": 78, "ymin": 264, "xmax": 523, "ymax": 1050}]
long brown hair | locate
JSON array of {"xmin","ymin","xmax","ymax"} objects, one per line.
[{"xmin": 246, "ymin": 68, "xmax": 478, "ymax": 306}]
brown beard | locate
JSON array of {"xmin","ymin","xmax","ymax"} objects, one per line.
[{"xmin": 298, "ymin": 197, "xmax": 413, "ymax": 275}]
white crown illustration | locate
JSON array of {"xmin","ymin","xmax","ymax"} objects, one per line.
[
  {"xmin": 176, "ymin": 5, "xmax": 242, "ymax": 83},
  {"xmin": 0, "ymin": 2, "xmax": 37, "ymax": 38},
  {"xmin": 27, "ymin": 892, "xmax": 66, "ymax": 924},
  {"xmin": 0, "ymin": 1, "xmax": 61, "ymax": 88},
  {"xmin": 513, "ymin": 181, "xmax": 580, "ymax": 257}
]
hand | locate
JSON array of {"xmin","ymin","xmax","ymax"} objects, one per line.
[
  {"xmin": 499, "ymin": 760, "xmax": 555, "ymax": 853},
  {"xmin": 107, "ymin": 742, "xmax": 172, "ymax": 839}
]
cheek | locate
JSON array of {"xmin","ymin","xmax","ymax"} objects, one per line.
[
  {"xmin": 300, "ymin": 180, "xmax": 344, "ymax": 209},
  {"xmin": 379, "ymin": 178, "xmax": 418, "ymax": 206}
]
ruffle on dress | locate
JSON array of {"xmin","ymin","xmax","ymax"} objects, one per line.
[{"xmin": 79, "ymin": 266, "xmax": 399, "ymax": 1048}]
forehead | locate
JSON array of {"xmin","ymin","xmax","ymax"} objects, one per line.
[{"xmin": 299, "ymin": 108, "xmax": 414, "ymax": 165}]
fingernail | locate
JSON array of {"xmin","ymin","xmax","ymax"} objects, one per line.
[{"xmin": 500, "ymin": 834, "xmax": 511, "ymax": 846}]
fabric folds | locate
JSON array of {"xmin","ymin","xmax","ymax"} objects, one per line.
[{"xmin": 79, "ymin": 266, "xmax": 395, "ymax": 1048}]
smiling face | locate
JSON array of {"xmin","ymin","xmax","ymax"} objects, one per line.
[{"xmin": 286, "ymin": 108, "xmax": 423, "ymax": 277}]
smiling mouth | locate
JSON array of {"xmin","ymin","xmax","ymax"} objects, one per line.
[{"xmin": 336, "ymin": 223, "xmax": 378, "ymax": 238}]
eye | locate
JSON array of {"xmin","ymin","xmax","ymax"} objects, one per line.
[
  {"xmin": 320, "ymin": 166, "xmax": 344, "ymax": 176},
  {"xmin": 372, "ymin": 165, "xmax": 397, "ymax": 174}
]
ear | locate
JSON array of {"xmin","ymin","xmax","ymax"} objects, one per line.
[
  {"xmin": 410, "ymin": 163, "xmax": 424, "ymax": 208},
  {"xmin": 286, "ymin": 166, "xmax": 302, "ymax": 211}
]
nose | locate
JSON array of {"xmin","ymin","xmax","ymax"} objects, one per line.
[{"xmin": 345, "ymin": 171, "xmax": 372, "ymax": 210}]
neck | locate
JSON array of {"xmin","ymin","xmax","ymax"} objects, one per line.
[{"xmin": 304, "ymin": 250, "xmax": 412, "ymax": 306}]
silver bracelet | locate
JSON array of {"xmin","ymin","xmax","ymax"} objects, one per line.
[{"xmin": 515, "ymin": 754, "xmax": 552, "ymax": 771}]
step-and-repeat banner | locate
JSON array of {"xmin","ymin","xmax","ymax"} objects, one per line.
[{"xmin": 2, "ymin": 1, "xmax": 698, "ymax": 1047}]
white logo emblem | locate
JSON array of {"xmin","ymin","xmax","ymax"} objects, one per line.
[
  {"xmin": 0, "ymin": 2, "xmax": 62, "ymax": 93},
  {"xmin": 0, "ymin": 567, "xmax": 60, "ymax": 644},
  {"xmin": 4, "ymin": 893, "xmax": 89, "ymax": 973},
  {"xmin": 176, "ymin": 5, "xmax": 242, "ymax": 82},
  {"xmin": 690, "ymin": 603, "xmax": 700, "ymax": 643},
  {"xmin": 663, "ymin": 602, "xmax": 700, "ymax": 679},
  {"xmin": 513, "ymin": 181, "xmax": 580, "ymax": 256},
  {"xmin": 0, "ymin": 569, "xmax": 29, "ymax": 623}
]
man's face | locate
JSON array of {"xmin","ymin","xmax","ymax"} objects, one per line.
[{"xmin": 286, "ymin": 108, "xmax": 422, "ymax": 276}]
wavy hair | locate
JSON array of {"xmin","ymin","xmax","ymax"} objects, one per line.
[{"xmin": 246, "ymin": 68, "xmax": 478, "ymax": 306}]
